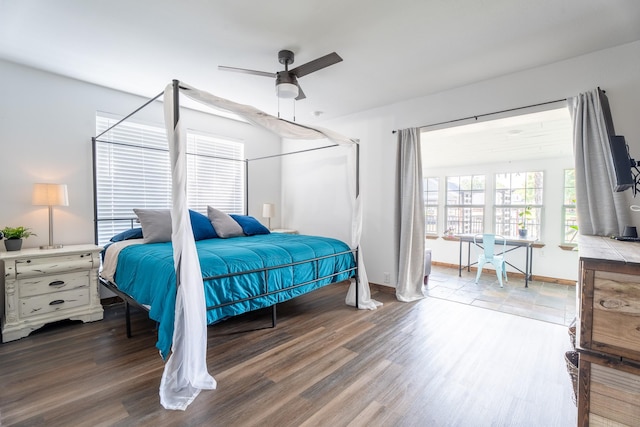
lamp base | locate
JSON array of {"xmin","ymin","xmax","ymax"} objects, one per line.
[{"xmin": 40, "ymin": 244, "xmax": 64, "ymax": 250}]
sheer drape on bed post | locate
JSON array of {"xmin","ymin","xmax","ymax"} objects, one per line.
[
  {"xmin": 159, "ymin": 80, "xmax": 216, "ymax": 410},
  {"xmin": 567, "ymin": 88, "xmax": 631, "ymax": 236},
  {"xmin": 395, "ymin": 128, "xmax": 426, "ymax": 302},
  {"xmin": 344, "ymin": 141, "xmax": 381, "ymax": 310}
]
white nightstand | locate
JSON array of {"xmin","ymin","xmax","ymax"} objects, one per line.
[
  {"xmin": 271, "ymin": 228, "xmax": 298, "ymax": 234},
  {"xmin": 1, "ymin": 244, "xmax": 103, "ymax": 342}
]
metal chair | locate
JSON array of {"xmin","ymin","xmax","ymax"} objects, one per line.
[{"xmin": 474, "ymin": 234, "xmax": 508, "ymax": 287}]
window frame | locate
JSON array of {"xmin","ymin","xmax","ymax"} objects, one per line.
[
  {"xmin": 424, "ymin": 176, "xmax": 439, "ymax": 235},
  {"xmin": 94, "ymin": 114, "xmax": 245, "ymax": 245},
  {"xmin": 445, "ymin": 174, "xmax": 486, "ymax": 235},
  {"xmin": 562, "ymin": 169, "xmax": 578, "ymax": 246},
  {"xmin": 494, "ymin": 171, "xmax": 544, "ymax": 240}
]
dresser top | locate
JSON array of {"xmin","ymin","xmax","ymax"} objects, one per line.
[
  {"xmin": 578, "ymin": 235, "xmax": 640, "ymax": 265},
  {"xmin": 0, "ymin": 244, "xmax": 102, "ymax": 261}
]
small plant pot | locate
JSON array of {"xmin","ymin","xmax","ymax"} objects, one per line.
[
  {"xmin": 4, "ymin": 238, "xmax": 23, "ymax": 251},
  {"xmin": 518, "ymin": 229, "xmax": 528, "ymax": 238}
]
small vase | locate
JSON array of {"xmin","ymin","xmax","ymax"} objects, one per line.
[
  {"xmin": 4, "ymin": 239, "xmax": 23, "ymax": 251},
  {"xmin": 518, "ymin": 229, "xmax": 528, "ymax": 238}
]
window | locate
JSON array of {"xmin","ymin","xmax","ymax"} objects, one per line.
[
  {"xmin": 424, "ymin": 177, "xmax": 439, "ymax": 234},
  {"xmin": 446, "ymin": 175, "xmax": 485, "ymax": 234},
  {"xmin": 95, "ymin": 114, "xmax": 244, "ymax": 245},
  {"xmin": 563, "ymin": 169, "xmax": 578, "ymax": 245},
  {"xmin": 495, "ymin": 171, "xmax": 543, "ymax": 239}
]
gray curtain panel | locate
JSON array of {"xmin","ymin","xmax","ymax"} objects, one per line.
[
  {"xmin": 396, "ymin": 128, "xmax": 426, "ymax": 302},
  {"xmin": 567, "ymin": 89, "xmax": 631, "ymax": 237}
]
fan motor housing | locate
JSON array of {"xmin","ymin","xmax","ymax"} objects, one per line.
[{"xmin": 278, "ymin": 50, "xmax": 295, "ymax": 66}]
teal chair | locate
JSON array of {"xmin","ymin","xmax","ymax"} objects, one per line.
[{"xmin": 474, "ymin": 234, "xmax": 508, "ymax": 287}]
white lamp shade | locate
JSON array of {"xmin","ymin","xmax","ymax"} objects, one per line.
[
  {"xmin": 262, "ymin": 203, "xmax": 275, "ymax": 218},
  {"xmin": 32, "ymin": 183, "xmax": 69, "ymax": 206},
  {"xmin": 276, "ymin": 83, "xmax": 299, "ymax": 99}
]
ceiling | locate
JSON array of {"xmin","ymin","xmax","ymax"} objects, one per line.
[
  {"xmin": 422, "ymin": 107, "xmax": 573, "ymax": 168},
  {"xmin": 1, "ymin": 1, "xmax": 640, "ymax": 123}
]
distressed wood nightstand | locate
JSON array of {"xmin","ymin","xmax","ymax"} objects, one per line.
[{"xmin": 1, "ymin": 244, "xmax": 103, "ymax": 342}]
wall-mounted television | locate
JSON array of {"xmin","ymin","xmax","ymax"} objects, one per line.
[
  {"xmin": 599, "ymin": 88, "xmax": 637, "ymax": 193},
  {"xmin": 609, "ymin": 135, "xmax": 635, "ymax": 192}
]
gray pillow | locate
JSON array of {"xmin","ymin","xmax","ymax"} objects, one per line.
[
  {"xmin": 207, "ymin": 206, "xmax": 244, "ymax": 238},
  {"xmin": 133, "ymin": 208, "xmax": 172, "ymax": 243}
]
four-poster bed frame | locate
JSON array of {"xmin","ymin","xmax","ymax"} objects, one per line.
[{"xmin": 92, "ymin": 80, "xmax": 361, "ymax": 346}]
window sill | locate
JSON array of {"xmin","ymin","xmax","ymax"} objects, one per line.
[{"xmin": 559, "ymin": 244, "xmax": 578, "ymax": 251}]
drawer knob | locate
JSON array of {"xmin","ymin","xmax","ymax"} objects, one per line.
[
  {"xmin": 49, "ymin": 280, "xmax": 65, "ymax": 287},
  {"xmin": 49, "ymin": 299, "xmax": 65, "ymax": 306}
]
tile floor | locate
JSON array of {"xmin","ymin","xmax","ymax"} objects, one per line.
[{"xmin": 426, "ymin": 264, "xmax": 577, "ymax": 326}]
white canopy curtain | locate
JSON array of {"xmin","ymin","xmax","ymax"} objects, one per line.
[
  {"xmin": 160, "ymin": 87, "xmax": 216, "ymax": 410},
  {"xmin": 567, "ymin": 88, "xmax": 631, "ymax": 236},
  {"xmin": 396, "ymin": 128, "xmax": 426, "ymax": 302},
  {"xmin": 159, "ymin": 80, "xmax": 378, "ymax": 410}
]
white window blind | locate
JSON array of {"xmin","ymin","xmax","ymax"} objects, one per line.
[{"xmin": 95, "ymin": 114, "xmax": 245, "ymax": 245}]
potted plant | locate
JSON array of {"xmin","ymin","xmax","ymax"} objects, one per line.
[
  {"xmin": 1, "ymin": 226, "xmax": 36, "ymax": 251},
  {"xmin": 518, "ymin": 206, "xmax": 532, "ymax": 238}
]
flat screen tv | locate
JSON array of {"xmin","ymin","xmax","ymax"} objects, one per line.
[
  {"xmin": 609, "ymin": 135, "xmax": 634, "ymax": 192},
  {"xmin": 599, "ymin": 88, "xmax": 635, "ymax": 192}
]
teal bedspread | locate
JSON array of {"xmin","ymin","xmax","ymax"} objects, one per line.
[{"xmin": 112, "ymin": 233, "xmax": 355, "ymax": 358}]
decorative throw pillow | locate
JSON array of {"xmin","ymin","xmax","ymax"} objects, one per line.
[
  {"xmin": 134, "ymin": 209, "xmax": 172, "ymax": 243},
  {"xmin": 110, "ymin": 227, "xmax": 144, "ymax": 242},
  {"xmin": 230, "ymin": 214, "xmax": 270, "ymax": 236},
  {"xmin": 134, "ymin": 208, "xmax": 220, "ymax": 243},
  {"xmin": 207, "ymin": 206, "xmax": 244, "ymax": 238},
  {"xmin": 189, "ymin": 210, "xmax": 218, "ymax": 240}
]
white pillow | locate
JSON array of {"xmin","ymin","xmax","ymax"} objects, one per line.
[{"xmin": 207, "ymin": 206, "xmax": 244, "ymax": 238}]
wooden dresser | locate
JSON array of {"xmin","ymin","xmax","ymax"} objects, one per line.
[
  {"xmin": 1, "ymin": 244, "xmax": 103, "ymax": 342},
  {"xmin": 577, "ymin": 235, "xmax": 640, "ymax": 426}
]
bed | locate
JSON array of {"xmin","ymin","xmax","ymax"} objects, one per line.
[
  {"xmin": 100, "ymin": 231, "xmax": 357, "ymax": 359},
  {"xmin": 92, "ymin": 80, "xmax": 376, "ymax": 410}
]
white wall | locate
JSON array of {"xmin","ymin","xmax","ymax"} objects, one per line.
[
  {"xmin": 3, "ymin": 40, "xmax": 640, "ymax": 289},
  {"xmin": 0, "ymin": 60, "xmax": 283, "ymax": 252},
  {"xmin": 313, "ymin": 40, "xmax": 640, "ymax": 286}
]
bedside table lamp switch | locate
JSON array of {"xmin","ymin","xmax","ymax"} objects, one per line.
[{"xmin": 32, "ymin": 183, "xmax": 68, "ymax": 249}]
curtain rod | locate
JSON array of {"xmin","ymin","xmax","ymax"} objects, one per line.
[{"xmin": 391, "ymin": 97, "xmax": 567, "ymax": 134}]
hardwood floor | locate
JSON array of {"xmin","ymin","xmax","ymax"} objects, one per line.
[{"xmin": 0, "ymin": 281, "xmax": 577, "ymax": 426}]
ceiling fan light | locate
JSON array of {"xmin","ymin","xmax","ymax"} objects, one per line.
[{"xmin": 276, "ymin": 82, "xmax": 299, "ymax": 99}]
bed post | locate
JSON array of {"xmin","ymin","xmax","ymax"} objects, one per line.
[
  {"xmin": 91, "ymin": 136, "xmax": 99, "ymax": 245},
  {"xmin": 355, "ymin": 142, "xmax": 360, "ymax": 309},
  {"xmin": 244, "ymin": 159, "xmax": 249, "ymax": 215}
]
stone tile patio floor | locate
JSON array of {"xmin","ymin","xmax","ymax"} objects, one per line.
[{"xmin": 426, "ymin": 264, "xmax": 577, "ymax": 326}]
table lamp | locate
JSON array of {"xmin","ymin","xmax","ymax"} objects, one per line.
[
  {"xmin": 32, "ymin": 183, "xmax": 68, "ymax": 249},
  {"xmin": 262, "ymin": 203, "xmax": 275, "ymax": 230}
]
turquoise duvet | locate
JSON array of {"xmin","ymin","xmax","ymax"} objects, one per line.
[{"xmin": 112, "ymin": 233, "xmax": 356, "ymax": 358}]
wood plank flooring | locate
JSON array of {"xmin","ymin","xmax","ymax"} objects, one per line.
[{"xmin": 0, "ymin": 282, "xmax": 577, "ymax": 426}]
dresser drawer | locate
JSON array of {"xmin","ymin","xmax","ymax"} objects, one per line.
[
  {"xmin": 580, "ymin": 266, "xmax": 640, "ymax": 362},
  {"xmin": 20, "ymin": 288, "xmax": 90, "ymax": 318},
  {"xmin": 18, "ymin": 271, "xmax": 90, "ymax": 298},
  {"xmin": 14, "ymin": 252, "xmax": 96, "ymax": 278}
]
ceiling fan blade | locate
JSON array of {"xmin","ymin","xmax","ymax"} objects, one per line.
[
  {"xmin": 290, "ymin": 52, "xmax": 342, "ymax": 78},
  {"xmin": 218, "ymin": 65, "xmax": 276, "ymax": 78},
  {"xmin": 295, "ymin": 84, "xmax": 306, "ymax": 101}
]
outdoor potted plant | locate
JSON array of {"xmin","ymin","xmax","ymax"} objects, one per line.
[
  {"xmin": 1, "ymin": 226, "xmax": 36, "ymax": 251},
  {"xmin": 518, "ymin": 206, "xmax": 532, "ymax": 238}
]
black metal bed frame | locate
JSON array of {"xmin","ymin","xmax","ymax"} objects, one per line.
[{"xmin": 92, "ymin": 80, "xmax": 361, "ymax": 336}]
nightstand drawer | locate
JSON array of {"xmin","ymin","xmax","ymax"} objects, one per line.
[
  {"xmin": 18, "ymin": 271, "xmax": 90, "ymax": 298},
  {"xmin": 14, "ymin": 252, "xmax": 96, "ymax": 278},
  {"xmin": 20, "ymin": 288, "xmax": 90, "ymax": 318}
]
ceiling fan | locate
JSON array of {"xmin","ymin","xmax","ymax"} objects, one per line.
[{"xmin": 218, "ymin": 49, "xmax": 343, "ymax": 100}]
